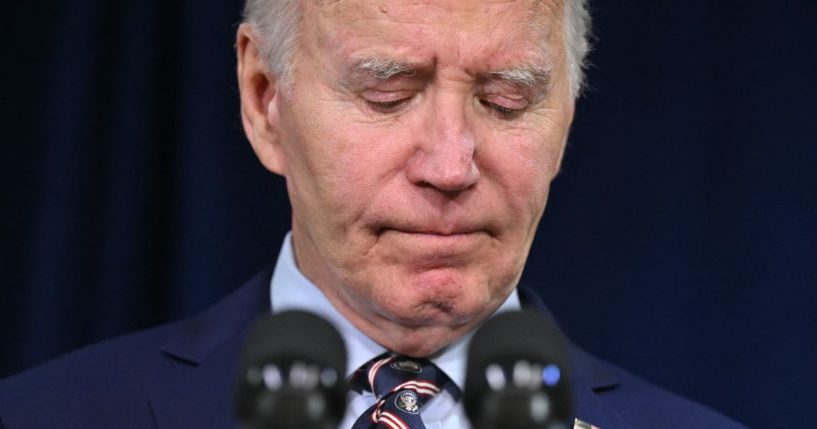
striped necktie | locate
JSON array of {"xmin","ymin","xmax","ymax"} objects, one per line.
[{"xmin": 349, "ymin": 353, "xmax": 461, "ymax": 429}]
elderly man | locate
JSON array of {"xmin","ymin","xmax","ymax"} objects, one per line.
[{"xmin": 0, "ymin": 1, "xmax": 745, "ymax": 428}]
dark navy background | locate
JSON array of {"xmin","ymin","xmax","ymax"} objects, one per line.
[{"xmin": 3, "ymin": 1, "xmax": 815, "ymax": 427}]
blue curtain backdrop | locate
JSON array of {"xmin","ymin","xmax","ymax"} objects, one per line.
[{"xmin": 3, "ymin": 1, "xmax": 815, "ymax": 427}]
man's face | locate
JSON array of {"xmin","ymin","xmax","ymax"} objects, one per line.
[{"xmin": 242, "ymin": 0, "xmax": 574, "ymax": 356}]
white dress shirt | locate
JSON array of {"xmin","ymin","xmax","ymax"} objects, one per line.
[{"xmin": 270, "ymin": 233, "xmax": 521, "ymax": 429}]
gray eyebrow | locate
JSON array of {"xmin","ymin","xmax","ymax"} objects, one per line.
[
  {"xmin": 351, "ymin": 57, "xmax": 417, "ymax": 81},
  {"xmin": 347, "ymin": 57, "xmax": 551, "ymax": 89},
  {"xmin": 490, "ymin": 66, "xmax": 552, "ymax": 88}
]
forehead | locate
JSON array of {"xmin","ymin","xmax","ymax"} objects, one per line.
[
  {"xmin": 312, "ymin": 0, "xmax": 561, "ymax": 18},
  {"xmin": 304, "ymin": 0, "xmax": 565, "ymax": 72}
]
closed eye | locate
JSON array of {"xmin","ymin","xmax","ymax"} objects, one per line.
[
  {"xmin": 366, "ymin": 97, "xmax": 412, "ymax": 113},
  {"xmin": 480, "ymin": 99, "xmax": 523, "ymax": 120}
]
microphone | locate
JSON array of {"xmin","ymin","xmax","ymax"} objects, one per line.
[
  {"xmin": 464, "ymin": 310, "xmax": 572, "ymax": 429},
  {"xmin": 234, "ymin": 310, "xmax": 347, "ymax": 429}
]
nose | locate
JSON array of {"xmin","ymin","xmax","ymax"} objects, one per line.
[{"xmin": 405, "ymin": 94, "xmax": 480, "ymax": 193}]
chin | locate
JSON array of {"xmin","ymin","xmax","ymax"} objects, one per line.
[
  {"xmin": 384, "ymin": 325, "xmax": 466, "ymax": 358},
  {"xmin": 374, "ymin": 296, "xmax": 488, "ymax": 356},
  {"xmin": 387, "ymin": 284, "xmax": 483, "ymax": 325}
]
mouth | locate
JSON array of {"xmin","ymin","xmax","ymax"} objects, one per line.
[
  {"xmin": 376, "ymin": 217, "xmax": 490, "ymax": 236},
  {"xmin": 396, "ymin": 230, "xmax": 478, "ymax": 237},
  {"xmin": 379, "ymin": 224, "xmax": 485, "ymax": 237},
  {"xmin": 377, "ymin": 226, "xmax": 490, "ymax": 251}
]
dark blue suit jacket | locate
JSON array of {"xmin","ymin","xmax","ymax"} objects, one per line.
[{"xmin": 0, "ymin": 267, "xmax": 745, "ymax": 428}]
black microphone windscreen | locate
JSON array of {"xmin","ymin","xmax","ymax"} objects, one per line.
[
  {"xmin": 238, "ymin": 310, "xmax": 346, "ymax": 372},
  {"xmin": 464, "ymin": 310, "xmax": 572, "ymax": 429},
  {"xmin": 234, "ymin": 310, "xmax": 347, "ymax": 429}
]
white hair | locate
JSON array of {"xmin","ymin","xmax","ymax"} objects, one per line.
[
  {"xmin": 242, "ymin": 0, "xmax": 301, "ymax": 87},
  {"xmin": 563, "ymin": 0, "xmax": 592, "ymax": 97},
  {"xmin": 242, "ymin": 0, "xmax": 592, "ymax": 98}
]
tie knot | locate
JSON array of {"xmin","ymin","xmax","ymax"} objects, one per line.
[
  {"xmin": 349, "ymin": 352, "xmax": 461, "ymax": 429},
  {"xmin": 350, "ymin": 353, "xmax": 461, "ymax": 429},
  {"xmin": 351, "ymin": 353, "xmax": 460, "ymax": 402}
]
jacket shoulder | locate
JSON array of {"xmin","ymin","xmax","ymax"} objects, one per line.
[
  {"xmin": 0, "ymin": 322, "xmax": 182, "ymax": 428},
  {"xmin": 589, "ymin": 352, "xmax": 747, "ymax": 429},
  {"xmin": 0, "ymin": 267, "xmax": 272, "ymax": 429},
  {"xmin": 519, "ymin": 286, "xmax": 746, "ymax": 429}
]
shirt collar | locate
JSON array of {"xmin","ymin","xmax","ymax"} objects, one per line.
[{"xmin": 270, "ymin": 232, "xmax": 521, "ymax": 388}]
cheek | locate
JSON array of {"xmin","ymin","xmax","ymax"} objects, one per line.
[
  {"xmin": 285, "ymin": 106, "xmax": 417, "ymax": 241},
  {"xmin": 320, "ymin": 122, "xmax": 414, "ymax": 203},
  {"xmin": 283, "ymin": 104, "xmax": 360, "ymax": 208},
  {"xmin": 479, "ymin": 126, "xmax": 564, "ymax": 215}
]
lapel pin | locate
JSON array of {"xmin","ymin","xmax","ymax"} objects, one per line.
[{"xmin": 574, "ymin": 418, "xmax": 601, "ymax": 429}]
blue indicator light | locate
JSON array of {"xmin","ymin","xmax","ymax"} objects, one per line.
[{"xmin": 542, "ymin": 364, "xmax": 561, "ymax": 387}]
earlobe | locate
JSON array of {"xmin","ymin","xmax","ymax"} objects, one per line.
[{"xmin": 236, "ymin": 23, "xmax": 288, "ymax": 176}]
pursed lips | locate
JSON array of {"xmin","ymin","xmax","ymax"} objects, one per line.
[
  {"xmin": 370, "ymin": 215, "xmax": 498, "ymax": 249},
  {"xmin": 400, "ymin": 230, "xmax": 478, "ymax": 236},
  {"xmin": 379, "ymin": 227, "xmax": 491, "ymax": 247},
  {"xmin": 378, "ymin": 224, "xmax": 486, "ymax": 237}
]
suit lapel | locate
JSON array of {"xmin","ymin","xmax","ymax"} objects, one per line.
[
  {"xmin": 569, "ymin": 348, "xmax": 636, "ymax": 429},
  {"xmin": 518, "ymin": 285, "xmax": 636, "ymax": 429},
  {"xmin": 148, "ymin": 266, "xmax": 273, "ymax": 429}
]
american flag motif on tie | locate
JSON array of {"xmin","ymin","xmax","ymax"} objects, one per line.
[{"xmin": 349, "ymin": 353, "xmax": 460, "ymax": 429}]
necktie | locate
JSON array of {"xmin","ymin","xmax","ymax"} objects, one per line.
[{"xmin": 349, "ymin": 353, "xmax": 461, "ymax": 429}]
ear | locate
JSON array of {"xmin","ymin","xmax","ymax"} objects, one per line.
[{"xmin": 236, "ymin": 23, "xmax": 287, "ymax": 176}]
